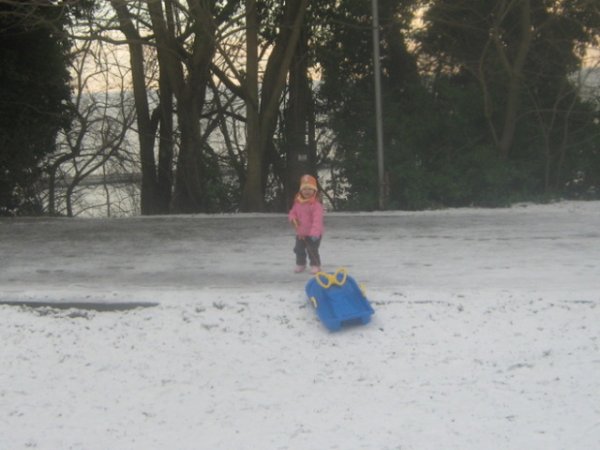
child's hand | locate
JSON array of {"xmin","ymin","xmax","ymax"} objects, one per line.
[{"xmin": 291, "ymin": 218, "xmax": 299, "ymax": 229}]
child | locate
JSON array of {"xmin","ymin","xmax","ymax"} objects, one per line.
[{"xmin": 288, "ymin": 174, "xmax": 324, "ymax": 274}]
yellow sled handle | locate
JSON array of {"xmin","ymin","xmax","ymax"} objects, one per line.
[{"xmin": 315, "ymin": 267, "xmax": 348, "ymax": 289}]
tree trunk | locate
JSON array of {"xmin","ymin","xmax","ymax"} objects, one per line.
[
  {"xmin": 155, "ymin": 58, "xmax": 174, "ymax": 214},
  {"xmin": 493, "ymin": 0, "xmax": 533, "ymax": 159},
  {"xmin": 240, "ymin": 0, "xmax": 309, "ymax": 212},
  {"xmin": 240, "ymin": 0, "xmax": 262, "ymax": 211},
  {"xmin": 110, "ymin": 0, "xmax": 159, "ymax": 215},
  {"xmin": 46, "ymin": 152, "xmax": 72, "ymax": 215},
  {"xmin": 284, "ymin": 26, "xmax": 314, "ymax": 208},
  {"xmin": 172, "ymin": 93, "xmax": 207, "ymax": 212},
  {"xmin": 47, "ymin": 169, "xmax": 56, "ymax": 215}
]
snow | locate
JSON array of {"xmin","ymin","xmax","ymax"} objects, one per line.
[{"xmin": 1, "ymin": 201, "xmax": 599, "ymax": 450}]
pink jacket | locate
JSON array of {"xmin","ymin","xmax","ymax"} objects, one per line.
[{"xmin": 288, "ymin": 197, "xmax": 324, "ymax": 238}]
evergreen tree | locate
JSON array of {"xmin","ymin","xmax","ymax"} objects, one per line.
[
  {"xmin": 418, "ymin": 0, "xmax": 600, "ymax": 200},
  {"xmin": 317, "ymin": 0, "xmax": 455, "ymax": 210},
  {"xmin": 0, "ymin": 1, "xmax": 72, "ymax": 215},
  {"xmin": 317, "ymin": 0, "xmax": 600, "ymax": 209}
]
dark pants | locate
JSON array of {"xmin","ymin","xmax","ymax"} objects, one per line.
[{"xmin": 294, "ymin": 236, "xmax": 321, "ymax": 267}]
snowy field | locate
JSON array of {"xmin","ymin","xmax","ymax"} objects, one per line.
[{"xmin": 1, "ymin": 201, "xmax": 599, "ymax": 450}]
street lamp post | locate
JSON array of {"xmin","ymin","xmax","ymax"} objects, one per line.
[{"xmin": 371, "ymin": 0, "xmax": 385, "ymax": 210}]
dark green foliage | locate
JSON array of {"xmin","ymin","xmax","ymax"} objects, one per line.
[
  {"xmin": 418, "ymin": 0, "xmax": 600, "ymax": 199},
  {"xmin": 317, "ymin": 0, "xmax": 517, "ymax": 209},
  {"xmin": 317, "ymin": 0, "xmax": 600, "ymax": 210},
  {"xmin": 0, "ymin": 2, "xmax": 73, "ymax": 215}
]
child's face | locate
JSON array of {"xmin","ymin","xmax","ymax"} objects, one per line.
[{"xmin": 300, "ymin": 187, "xmax": 316, "ymax": 199}]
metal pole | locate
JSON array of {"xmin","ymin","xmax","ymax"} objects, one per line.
[{"xmin": 371, "ymin": 0, "xmax": 385, "ymax": 210}]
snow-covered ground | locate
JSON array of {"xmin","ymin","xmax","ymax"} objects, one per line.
[{"xmin": 1, "ymin": 201, "xmax": 599, "ymax": 450}]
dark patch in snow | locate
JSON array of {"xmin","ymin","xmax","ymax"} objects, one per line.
[{"xmin": 0, "ymin": 300, "xmax": 158, "ymax": 311}]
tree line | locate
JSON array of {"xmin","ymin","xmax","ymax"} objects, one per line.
[{"xmin": 1, "ymin": 0, "xmax": 599, "ymax": 216}]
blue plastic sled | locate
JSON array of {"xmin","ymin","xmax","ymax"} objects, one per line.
[{"xmin": 305, "ymin": 268, "xmax": 375, "ymax": 331}]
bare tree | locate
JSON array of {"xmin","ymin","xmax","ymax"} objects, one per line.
[
  {"xmin": 45, "ymin": 28, "xmax": 137, "ymax": 217},
  {"xmin": 77, "ymin": 0, "xmax": 312, "ymax": 214},
  {"xmin": 146, "ymin": 0, "xmax": 217, "ymax": 213}
]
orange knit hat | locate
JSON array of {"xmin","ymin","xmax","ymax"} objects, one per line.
[{"xmin": 299, "ymin": 174, "xmax": 317, "ymax": 191}]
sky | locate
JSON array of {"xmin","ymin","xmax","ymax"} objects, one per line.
[{"xmin": 1, "ymin": 200, "xmax": 599, "ymax": 449}]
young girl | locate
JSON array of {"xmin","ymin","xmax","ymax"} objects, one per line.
[{"xmin": 288, "ymin": 174, "xmax": 324, "ymax": 274}]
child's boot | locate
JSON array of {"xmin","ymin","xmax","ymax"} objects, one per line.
[
  {"xmin": 294, "ymin": 265, "xmax": 306, "ymax": 273},
  {"xmin": 310, "ymin": 266, "xmax": 321, "ymax": 275}
]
